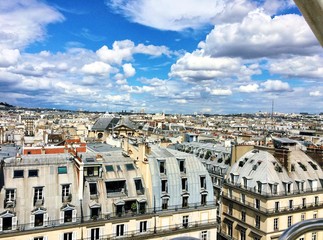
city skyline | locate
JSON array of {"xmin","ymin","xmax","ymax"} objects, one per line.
[{"xmin": 0, "ymin": 0, "xmax": 322, "ymax": 114}]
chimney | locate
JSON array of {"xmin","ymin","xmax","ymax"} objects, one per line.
[{"xmin": 274, "ymin": 148, "xmax": 292, "ymax": 172}]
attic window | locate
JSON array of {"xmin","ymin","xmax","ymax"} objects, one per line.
[
  {"xmin": 309, "ymin": 162, "xmax": 318, "ymax": 170},
  {"xmin": 298, "ymin": 162, "xmax": 307, "ymax": 171},
  {"xmin": 275, "ymin": 165, "xmax": 282, "ymax": 173},
  {"xmin": 125, "ymin": 164, "xmax": 135, "ymax": 171},
  {"xmin": 238, "ymin": 161, "xmax": 244, "ymax": 167},
  {"xmin": 252, "ymin": 165, "xmax": 258, "ymax": 171},
  {"xmin": 105, "ymin": 165, "xmax": 114, "ymax": 172}
]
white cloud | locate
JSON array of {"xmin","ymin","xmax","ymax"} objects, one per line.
[
  {"xmin": 0, "ymin": 49, "xmax": 20, "ymax": 67},
  {"xmin": 169, "ymin": 50, "xmax": 259, "ymax": 82},
  {"xmin": 81, "ymin": 61, "xmax": 115, "ymax": 75},
  {"xmin": 207, "ymin": 88, "xmax": 232, "ymax": 96},
  {"xmin": 238, "ymin": 83, "xmax": 259, "ymax": 93},
  {"xmin": 107, "ymin": 0, "xmax": 226, "ymax": 31},
  {"xmin": 0, "ymin": 0, "xmax": 64, "ymax": 50},
  {"xmin": 122, "ymin": 63, "xmax": 136, "ymax": 78},
  {"xmin": 309, "ymin": 91, "xmax": 321, "ymax": 97},
  {"xmin": 200, "ymin": 9, "xmax": 319, "ymax": 58},
  {"xmin": 268, "ymin": 55, "xmax": 323, "ymax": 79},
  {"xmin": 261, "ymin": 80, "xmax": 292, "ymax": 92},
  {"xmin": 96, "ymin": 40, "xmax": 171, "ymax": 65}
]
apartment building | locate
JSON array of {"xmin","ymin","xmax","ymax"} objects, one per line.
[
  {"xmin": 0, "ymin": 141, "xmax": 217, "ymax": 240},
  {"xmin": 220, "ymin": 138, "xmax": 323, "ymax": 240}
]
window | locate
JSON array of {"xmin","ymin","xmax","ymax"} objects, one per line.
[
  {"xmin": 33, "ymin": 237, "xmax": 44, "ymax": 240},
  {"xmin": 257, "ymin": 182, "xmax": 262, "ymax": 194},
  {"xmin": 29, "ymin": 169, "xmax": 38, "ymax": 177},
  {"xmin": 182, "ymin": 196, "xmax": 189, "ymax": 208},
  {"xmin": 201, "ymin": 194, "xmax": 207, "ymax": 206},
  {"xmin": 116, "ymin": 224, "xmax": 125, "ymax": 237},
  {"xmin": 64, "ymin": 232, "xmax": 73, "ymax": 240},
  {"xmin": 13, "ymin": 170, "xmax": 24, "ymax": 178},
  {"xmin": 298, "ymin": 181, "xmax": 305, "ymax": 192},
  {"xmin": 134, "ymin": 179, "xmax": 144, "ymax": 195},
  {"xmin": 275, "ymin": 201, "xmax": 280, "ymax": 212},
  {"xmin": 312, "ymin": 232, "xmax": 317, "ymax": 240},
  {"xmin": 62, "ymin": 184, "xmax": 70, "ymax": 197},
  {"xmin": 89, "ymin": 183, "xmax": 97, "ymax": 195},
  {"xmin": 139, "ymin": 221, "xmax": 147, "ymax": 233},
  {"xmin": 288, "ymin": 216, "xmax": 292, "ymax": 227},
  {"xmin": 228, "ymin": 203, "xmax": 233, "ymax": 215},
  {"xmin": 91, "ymin": 228, "xmax": 100, "ymax": 240},
  {"xmin": 315, "ymin": 196, "xmax": 319, "ymax": 205},
  {"xmin": 201, "ymin": 231, "xmax": 208, "ymax": 240},
  {"xmin": 178, "ymin": 159, "xmax": 186, "ymax": 173},
  {"xmin": 200, "ymin": 176, "xmax": 206, "ymax": 189},
  {"xmin": 181, "ymin": 178, "xmax": 188, "ymax": 191},
  {"xmin": 125, "ymin": 163, "xmax": 135, "ymax": 171},
  {"xmin": 240, "ymin": 193, "xmax": 245, "ymax": 204},
  {"xmin": 58, "ymin": 166, "xmax": 67, "ymax": 174},
  {"xmin": 159, "ymin": 161, "xmax": 166, "ymax": 174},
  {"xmin": 240, "ymin": 229, "xmax": 246, "ymax": 240},
  {"xmin": 274, "ymin": 218, "xmax": 279, "ymax": 231},
  {"xmin": 313, "ymin": 211, "xmax": 317, "ymax": 219},
  {"xmin": 105, "ymin": 165, "xmax": 114, "ymax": 172},
  {"xmin": 227, "ymin": 222, "xmax": 232, "ymax": 237},
  {"xmin": 302, "ymin": 198, "xmax": 306, "ymax": 208},
  {"xmin": 255, "ymin": 215, "xmax": 260, "ymax": 228},
  {"xmin": 5, "ymin": 189, "xmax": 16, "ymax": 207},
  {"xmin": 34, "ymin": 187, "xmax": 43, "ymax": 206},
  {"xmin": 241, "ymin": 210, "xmax": 246, "ymax": 222},
  {"xmin": 182, "ymin": 215, "xmax": 189, "ymax": 228},
  {"xmin": 285, "ymin": 183, "xmax": 292, "ymax": 194},
  {"xmin": 162, "ymin": 198, "xmax": 168, "ymax": 210},
  {"xmin": 34, "ymin": 213, "xmax": 44, "ymax": 226},
  {"xmin": 161, "ymin": 179, "xmax": 168, "ymax": 193},
  {"xmin": 255, "ymin": 198, "xmax": 260, "ymax": 210},
  {"xmin": 301, "ymin": 213, "xmax": 305, "ymax": 221}
]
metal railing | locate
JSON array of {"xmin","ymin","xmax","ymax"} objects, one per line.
[
  {"xmin": 225, "ymin": 181, "xmax": 323, "ymax": 198},
  {"xmin": 223, "ymin": 193, "xmax": 323, "ymax": 215},
  {"xmin": 0, "ymin": 201, "xmax": 216, "ymax": 234}
]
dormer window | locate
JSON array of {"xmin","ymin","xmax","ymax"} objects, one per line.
[
  {"xmin": 178, "ymin": 159, "xmax": 186, "ymax": 173},
  {"xmin": 159, "ymin": 161, "xmax": 166, "ymax": 175},
  {"xmin": 297, "ymin": 180, "xmax": 305, "ymax": 192},
  {"xmin": 230, "ymin": 173, "xmax": 239, "ymax": 184},
  {"xmin": 200, "ymin": 176, "xmax": 206, "ymax": 189},
  {"xmin": 284, "ymin": 182, "xmax": 292, "ymax": 194},
  {"xmin": 161, "ymin": 179, "xmax": 168, "ymax": 193},
  {"xmin": 309, "ymin": 179, "xmax": 318, "ymax": 191}
]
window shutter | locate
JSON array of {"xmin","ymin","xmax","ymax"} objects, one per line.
[
  {"xmin": 59, "ymin": 233, "xmax": 63, "ymax": 240},
  {"xmin": 0, "ymin": 217, "xmax": 2, "ymax": 231},
  {"xmin": 30, "ymin": 215, "xmax": 35, "ymax": 228},
  {"xmin": 124, "ymin": 224, "xmax": 128, "ymax": 236},
  {"xmin": 87, "ymin": 229, "xmax": 91, "ymax": 239},
  {"xmin": 44, "ymin": 213, "xmax": 48, "ymax": 226},
  {"xmin": 99, "ymin": 227, "xmax": 103, "ymax": 238},
  {"xmin": 12, "ymin": 216, "xmax": 17, "ymax": 230},
  {"xmin": 44, "ymin": 236, "xmax": 48, "ymax": 240},
  {"xmin": 72, "ymin": 209, "xmax": 77, "ymax": 222},
  {"xmin": 60, "ymin": 211, "xmax": 64, "ymax": 224}
]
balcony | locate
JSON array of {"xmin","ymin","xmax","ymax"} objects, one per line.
[{"xmin": 223, "ymin": 192, "xmax": 323, "ymax": 215}]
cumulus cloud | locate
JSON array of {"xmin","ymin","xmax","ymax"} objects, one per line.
[
  {"xmin": 96, "ymin": 40, "xmax": 171, "ymax": 65},
  {"xmin": 261, "ymin": 80, "xmax": 292, "ymax": 92},
  {"xmin": 122, "ymin": 63, "xmax": 136, "ymax": 78},
  {"xmin": 238, "ymin": 83, "xmax": 259, "ymax": 93},
  {"xmin": 169, "ymin": 50, "xmax": 259, "ymax": 82},
  {"xmin": 107, "ymin": 0, "xmax": 225, "ymax": 31},
  {"xmin": 0, "ymin": 0, "xmax": 64, "ymax": 50},
  {"xmin": 0, "ymin": 49, "xmax": 20, "ymax": 67},
  {"xmin": 268, "ymin": 55, "xmax": 323, "ymax": 79},
  {"xmin": 81, "ymin": 61, "xmax": 115, "ymax": 75},
  {"xmin": 199, "ymin": 9, "xmax": 319, "ymax": 58}
]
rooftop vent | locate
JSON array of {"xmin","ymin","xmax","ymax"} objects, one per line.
[{"xmin": 239, "ymin": 161, "xmax": 244, "ymax": 167}]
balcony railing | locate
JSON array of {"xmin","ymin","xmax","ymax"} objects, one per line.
[
  {"xmin": 223, "ymin": 192, "xmax": 323, "ymax": 215},
  {"xmin": 225, "ymin": 181, "xmax": 323, "ymax": 198},
  {"xmin": 0, "ymin": 201, "xmax": 216, "ymax": 235}
]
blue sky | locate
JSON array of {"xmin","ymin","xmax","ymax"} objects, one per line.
[{"xmin": 0, "ymin": 0, "xmax": 322, "ymax": 114}]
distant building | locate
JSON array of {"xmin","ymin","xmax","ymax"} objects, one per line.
[{"xmin": 220, "ymin": 138, "xmax": 323, "ymax": 240}]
